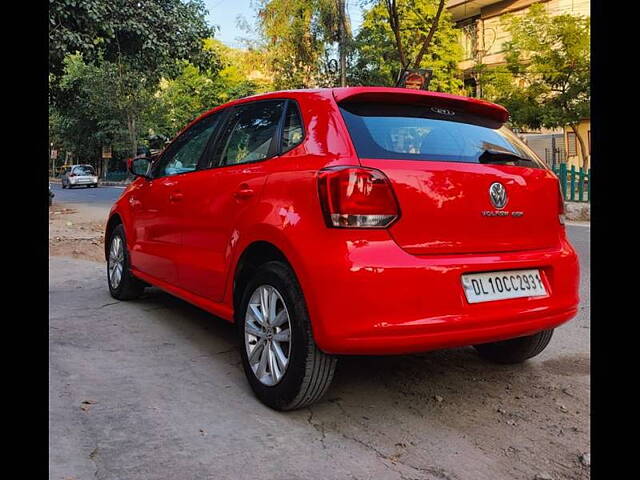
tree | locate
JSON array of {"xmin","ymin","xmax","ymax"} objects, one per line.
[
  {"xmin": 352, "ymin": 0, "xmax": 462, "ymax": 92},
  {"xmin": 50, "ymin": 0, "xmax": 215, "ymax": 155},
  {"xmin": 482, "ymin": 4, "xmax": 590, "ymax": 168},
  {"xmin": 151, "ymin": 40, "xmax": 270, "ymax": 137},
  {"xmin": 252, "ymin": 0, "xmax": 349, "ymax": 89},
  {"xmin": 49, "ymin": 0, "xmax": 111, "ymax": 82},
  {"xmin": 51, "ymin": 54, "xmax": 158, "ymax": 173},
  {"xmin": 50, "ymin": 0, "xmax": 214, "ymax": 84},
  {"xmin": 383, "ymin": 0, "xmax": 446, "ymax": 83}
]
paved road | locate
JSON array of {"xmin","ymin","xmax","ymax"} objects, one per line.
[
  {"xmin": 51, "ymin": 183, "xmax": 125, "ymax": 207},
  {"xmin": 49, "ymin": 212, "xmax": 590, "ymax": 479}
]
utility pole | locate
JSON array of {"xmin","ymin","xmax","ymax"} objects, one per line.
[
  {"xmin": 338, "ymin": 0, "xmax": 347, "ymax": 87},
  {"xmin": 50, "ymin": 143, "xmax": 55, "ymax": 178}
]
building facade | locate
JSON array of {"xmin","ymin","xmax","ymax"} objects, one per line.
[{"xmin": 447, "ymin": 0, "xmax": 590, "ymax": 169}]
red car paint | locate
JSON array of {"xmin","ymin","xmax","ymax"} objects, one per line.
[{"xmin": 107, "ymin": 87, "xmax": 579, "ymax": 355}]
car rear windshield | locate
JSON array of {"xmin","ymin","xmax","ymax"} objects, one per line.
[
  {"xmin": 339, "ymin": 102, "xmax": 545, "ymax": 168},
  {"xmin": 73, "ymin": 166, "xmax": 95, "ymax": 175}
]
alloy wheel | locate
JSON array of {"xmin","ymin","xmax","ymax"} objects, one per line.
[
  {"xmin": 244, "ymin": 285, "xmax": 292, "ymax": 386},
  {"xmin": 108, "ymin": 235, "xmax": 125, "ymax": 289}
]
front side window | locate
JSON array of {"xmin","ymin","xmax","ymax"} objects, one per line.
[
  {"xmin": 215, "ymin": 101, "xmax": 285, "ymax": 166},
  {"xmin": 339, "ymin": 102, "xmax": 545, "ymax": 168},
  {"xmin": 154, "ymin": 113, "xmax": 221, "ymax": 178}
]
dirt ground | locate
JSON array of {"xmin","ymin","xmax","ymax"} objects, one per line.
[
  {"xmin": 49, "ymin": 204, "xmax": 106, "ymax": 262},
  {"xmin": 49, "ymin": 200, "xmax": 590, "ymax": 480}
]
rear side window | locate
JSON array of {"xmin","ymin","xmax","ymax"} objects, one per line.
[
  {"xmin": 215, "ymin": 100, "xmax": 285, "ymax": 166},
  {"xmin": 339, "ymin": 102, "xmax": 544, "ymax": 168},
  {"xmin": 281, "ymin": 102, "xmax": 304, "ymax": 152}
]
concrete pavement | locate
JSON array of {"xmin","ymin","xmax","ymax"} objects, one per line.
[{"xmin": 49, "ymin": 213, "xmax": 590, "ymax": 479}]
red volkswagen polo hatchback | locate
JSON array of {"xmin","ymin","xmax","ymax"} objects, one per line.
[{"xmin": 105, "ymin": 87, "xmax": 579, "ymax": 410}]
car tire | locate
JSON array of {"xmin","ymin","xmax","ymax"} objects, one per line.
[
  {"xmin": 61, "ymin": 182, "xmax": 66, "ymax": 189},
  {"xmin": 107, "ymin": 224, "xmax": 146, "ymax": 300},
  {"xmin": 473, "ymin": 329, "xmax": 554, "ymax": 364},
  {"xmin": 238, "ymin": 261, "xmax": 337, "ymax": 411}
]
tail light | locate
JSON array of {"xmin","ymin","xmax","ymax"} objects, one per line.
[
  {"xmin": 69, "ymin": 173, "xmax": 76, "ymax": 177},
  {"xmin": 317, "ymin": 166, "xmax": 400, "ymax": 228},
  {"xmin": 557, "ymin": 179, "xmax": 565, "ymax": 225}
]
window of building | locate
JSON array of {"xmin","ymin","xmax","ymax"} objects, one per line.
[
  {"xmin": 457, "ymin": 19, "xmax": 478, "ymax": 61},
  {"xmin": 567, "ymin": 132, "xmax": 577, "ymax": 156}
]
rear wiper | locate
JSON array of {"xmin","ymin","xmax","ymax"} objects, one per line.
[{"xmin": 478, "ymin": 149, "xmax": 534, "ymax": 164}]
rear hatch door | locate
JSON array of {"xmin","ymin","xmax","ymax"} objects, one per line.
[{"xmin": 335, "ymin": 90, "xmax": 563, "ymax": 255}]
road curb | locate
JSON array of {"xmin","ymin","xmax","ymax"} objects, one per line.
[
  {"xmin": 565, "ymin": 221, "xmax": 590, "ymax": 228},
  {"xmin": 49, "ymin": 178, "xmax": 130, "ymax": 187}
]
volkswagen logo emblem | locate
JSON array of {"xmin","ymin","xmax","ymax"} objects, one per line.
[{"xmin": 489, "ymin": 182, "xmax": 508, "ymax": 209}]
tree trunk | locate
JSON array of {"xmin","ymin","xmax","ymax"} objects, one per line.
[
  {"xmin": 338, "ymin": 0, "xmax": 347, "ymax": 87},
  {"xmin": 385, "ymin": 0, "xmax": 408, "ymax": 84},
  {"xmin": 127, "ymin": 113, "xmax": 137, "ymax": 157},
  {"xmin": 412, "ymin": 0, "xmax": 446, "ymax": 69},
  {"xmin": 570, "ymin": 124, "xmax": 589, "ymax": 170}
]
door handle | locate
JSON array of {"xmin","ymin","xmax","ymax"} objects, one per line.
[
  {"xmin": 169, "ymin": 192, "xmax": 184, "ymax": 203},
  {"xmin": 233, "ymin": 186, "xmax": 255, "ymax": 200}
]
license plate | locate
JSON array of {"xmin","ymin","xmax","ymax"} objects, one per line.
[{"xmin": 461, "ymin": 269, "xmax": 547, "ymax": 304}]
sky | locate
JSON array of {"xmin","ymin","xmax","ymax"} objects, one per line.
[{"xmin": 202, "ymin": 0, "xmax": 364, "ymax": 49}]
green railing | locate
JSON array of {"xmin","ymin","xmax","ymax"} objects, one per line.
[{"xmin": 552, "ymin": 164, "xmax": 591, "ymax": 203}]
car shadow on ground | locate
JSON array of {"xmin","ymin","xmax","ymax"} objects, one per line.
[
  {"xmin": 128, "ymin": 286, "xmax": 545, "ymax": 411},
  {"xmin": 132, "ymin": 286, "xmax": 241, "ymax": 351}
]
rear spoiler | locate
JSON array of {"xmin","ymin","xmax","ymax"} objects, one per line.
[{"xmin": 332, "ymin": 87, "xmax": 509, "ymax": 126}]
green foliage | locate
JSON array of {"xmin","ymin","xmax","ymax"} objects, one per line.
[
  {"xmin": 50, "ymin": 0, "xmax": 214, "ymax": 85},
  {"xmin": 482, "ymin": 4, "xmax": 590, "ymax": 133},
  {"xmin": 251, "ymin": 0, "xmax": 460, "ymax": 90},
  {"xmin": 253, "ymin": 0, "xmax": 347, "ymax": 89},
  {"xmin": 51, "ymin": 54, "xmax": 158, "ymax": 163},
  {"xmin": 49, "ymin": 0, "xmax": 111, "ymax": 79},
  {"xmin": 352, "ymin": 0, "xmax": 463, "ymax": 92},
  {"xmin": 151, "ymin": 39, "xmax": 270, "ymax": 137},
  {"xmin": 50, "ymin": 0, "xmax": 216, "ymax": 159}
]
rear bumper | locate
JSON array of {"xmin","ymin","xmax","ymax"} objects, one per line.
[
  {"xmin": 319, "ymin": 304, "xmax": 577, "ymax": 355},
  {"xmin": 69, "ymin": 177, "xmax": 98, "ymax": 185},
  {"xmin": 301, "ymin": 233, "xmax": 580, "ymax": 355}
]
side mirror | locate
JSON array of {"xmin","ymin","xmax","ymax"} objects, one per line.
[{"xmin": 127, "ymin": 156, "xmax": 152, "ymax": 179}]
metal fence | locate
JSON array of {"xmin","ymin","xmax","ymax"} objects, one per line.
[{"xmin": 552, "ymin": 163, "xmax": 590, "ymax": 203}]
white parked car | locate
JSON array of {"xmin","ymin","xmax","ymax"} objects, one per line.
[{"xmin": 61, "ymin": 165, "xmax": 99, "ymax": 189}]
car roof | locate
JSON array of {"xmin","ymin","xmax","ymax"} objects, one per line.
[
  {"xmin": 331, "ymin": 87, "xmax": 509, "ymax": 124},
  {"xmin": 172, "ymin": 86, "xmax": 510, "ymax": 144}
]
